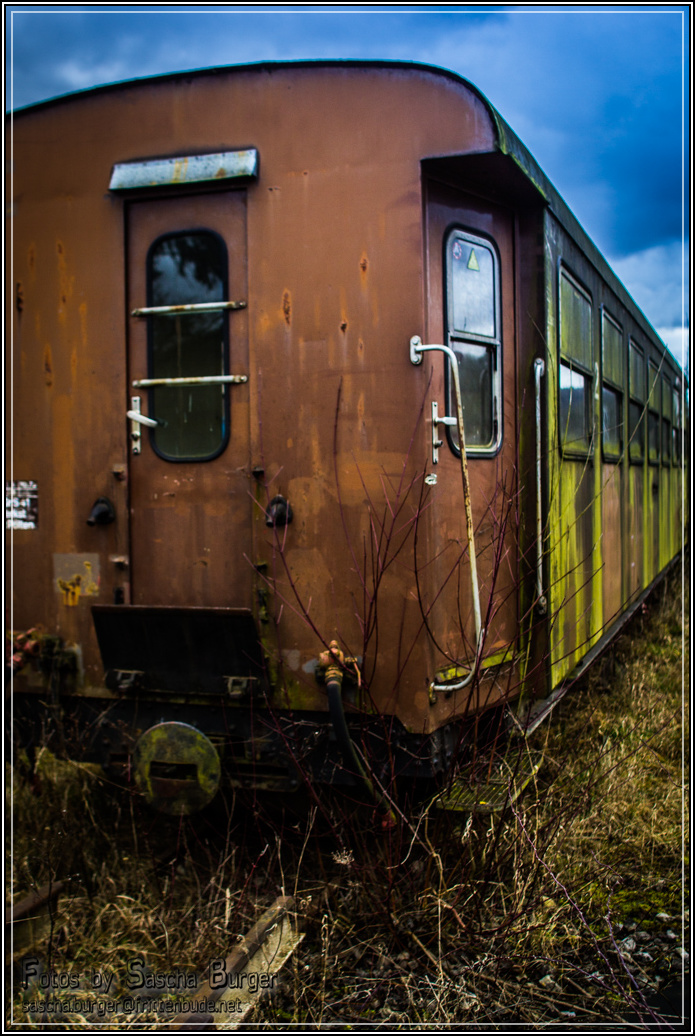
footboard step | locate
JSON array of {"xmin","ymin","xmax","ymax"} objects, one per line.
[{"xmin": 434, "ymin": 752, "xmax": 543, "ymax": 813}]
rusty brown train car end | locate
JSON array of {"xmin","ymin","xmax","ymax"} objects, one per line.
[{"xmin": 6, "ymin": 60, "xmax": 685, "ymax": 813}]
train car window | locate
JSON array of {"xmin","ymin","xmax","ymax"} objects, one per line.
[
  {"xmin": 602, "ymin": 386, "xmax": 622, "ymax": 460},
  {"xmin": 559, "ymin": 270, "xmax": 592, "ymax": 454},
  {"xmin": 672, "ymin": 384, "xmax": 681, "ymax": 464},
  {"xmin": 445, "ymin": 229, "xmax": 501, "ymax": 453},
  {"xmin": 647, "ymin": 359, "xmax": 660, "ymax": 464},
  {"xmin": 628, "ymin": 340, "xmax": 645, "ymax": 462},
  {"xmin": 147, "ymin": 230, "xmax": 229, "ymax": 461},
  {"xmin": 601, "ymin": 310, "xmax": 623, "ymax": 462},
  {"xmin": 601, "ymin": 310, "xmax": 624, "ymax": 388},
  {"xmin": 560, "ymin": 364, "xmax": 590, "ymax": 451},
  {"xmin": 661, "ymin": 374, "xmax": 671, "ymax": 464}
]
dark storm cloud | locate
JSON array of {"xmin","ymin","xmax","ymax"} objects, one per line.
[
  {"xmin": 10, "ymin": 5, "xmax": 682, "ymax": 261},
  {"xmin": 406, "ymin": 7, "xmax": 686, "ymax": 258},
  {"xmin": 6, "ymin": 7, "xmax": 497, "ymax": 108}
]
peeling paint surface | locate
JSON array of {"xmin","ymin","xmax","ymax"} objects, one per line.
[{"xmin": 53, "ymin": 553, "xmax": 100, "ymax": 605}]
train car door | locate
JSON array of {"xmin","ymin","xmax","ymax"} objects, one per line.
[
  {"xmin": 423, "ymin": 181, "xmax": 518, "ymax": 684},
  {"xmin": 126, "ymin": 193, "xmax": 252, "ymax": 609}
]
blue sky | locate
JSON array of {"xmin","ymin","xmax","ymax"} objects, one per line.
[{"xmin": 5, "ymin": 4, "xmax": 689, "ymax": 367}]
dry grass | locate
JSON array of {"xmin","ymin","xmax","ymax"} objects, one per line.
[{"xmin": 6, "ymin": 567, "xmax": 688, "ymax": 1029}]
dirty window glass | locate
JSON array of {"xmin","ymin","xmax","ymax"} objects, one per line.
[
  {"xmin": 559, "ymin": 270, "xmax": 592, "ymax": 455},
  {"xmin": 446, "ymin": 230, "xmax": 501, "ymax": 453},
  {"xmin": 629, "ymin": 402, "xmax": 644, "ymax": 461},
  {"xmin": 661, "ymin": 377, "xmax": 671, "ymax": 464},
  {"xmin": 148, "ymin": 231, "xmax": 228, "ymax": 461},
  {"xmin": 602, "ymin": 385, "xmax": 622, "ymax": 460},
  {"xmin": 450, "ymin": 238, "xmax": 496, "ymax": 338},
  {"xmin": 560, "ymin": 363, "xmax": 590, "ymax": 452},
  {"xmin": 648, "ymin": 412, "xmax": 660, "ymax": 463},
  {"xmin": 560, "ymin": 272, "xmax": 592, "ymax": 371},
  {"xmin": 661, "ymin": 417, "xmax": 671, "ymax": 463},
  {"xmin": 453, "ymin": 343, "xmax": 494, "ymax": 448},
  {"xmin": 648, "ymin": 360, "xmax": 660, "ymax": 409},
  {"xmin": 602, "ymin": 311, "xmax": 623, "ymax": 388},
  {"xmin": 629, "ymin": 341, "xmax": 645, "ymax": 403},
  {"xmin": 628, "ymin": 342, "xmax": 645, "ymax": 462},
  {"xmin": 647, "ymin": 361, "xmax": 660, "ymax": 464},
  {"xmin": 673, "ymin": 387, "xmax": 681, "ymax": 464}
]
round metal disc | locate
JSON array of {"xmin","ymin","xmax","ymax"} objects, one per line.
[{"xmin": 133, "ymin": 721, "xmax": 221, "ymax": 815}]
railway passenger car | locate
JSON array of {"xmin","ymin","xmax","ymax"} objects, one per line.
[{"xmin": 6, "ymin": 61, "xmax": 686, "ymax": 814}]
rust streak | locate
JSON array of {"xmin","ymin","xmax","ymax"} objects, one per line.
[{"xmin": 43, "ymin": 344, "xmax": 53, "ymax": 387}]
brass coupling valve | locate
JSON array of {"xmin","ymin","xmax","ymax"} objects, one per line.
[{"xmin": 317, "ymin": 640, "xmax": 361, "ymax": 689}]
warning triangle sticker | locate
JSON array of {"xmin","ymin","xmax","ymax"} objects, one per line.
[{"xmin": 467, "ymin": 248, "xmax": 480, "ymax": 271}]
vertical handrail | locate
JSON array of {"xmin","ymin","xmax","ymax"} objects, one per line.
[
  {"xmin": 410, "ymin": 337, "xmax": 483, "ymax": 689},
  {"xmin": 534, "ymin": 357, "xmax": 548, "ymax": 614}
]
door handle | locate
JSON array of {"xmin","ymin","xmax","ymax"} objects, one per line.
[
  {"xmin": 129, "ymin": 396, "xmax": 160, "ymax": 454},
  {"xmin": 126, "ymin": 409, "xmax": 159, "ymax": 427},
  {"xmin": 431, "ymin": 401, "xmax": 457, "ymax": 464}
]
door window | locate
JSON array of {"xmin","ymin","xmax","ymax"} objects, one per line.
[
  {"xmin": 147, "ymin": 230, "xmax": 230, "ymax": 461},
  {"xmin": 445, "ymin": 230, "xmax": 501, "ymax": 453}
]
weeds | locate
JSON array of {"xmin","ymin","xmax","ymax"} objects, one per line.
[{"xmin": 6, "ymin": 567, "xmax": 688, "ymax": 1029}]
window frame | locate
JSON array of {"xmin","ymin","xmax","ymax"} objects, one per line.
[
  {"xmin": 672, "ymin": 380, "xmax": 682, "ymax": 467},
  {"xmin": 661, "ymin": 373, "xmax": 672, "ymax": 466},
  {"xmin": 628, "ymin": 338, "xmax": 645, "ymax": 464},
  {"xmin": 558, "ymin": 266, "xmax": 594, "ymax": 459},
  {"xmin": 145, "ymin": 227, "xmax": 232, "ymax": 464},
  {"xmin": 647, "ymin": 358, "xmax": 660, "ymax": 466},
  {"xmin": 600, "ymin": 307, "xmax": 624, "ymax": 463},
  {"xmin": 443, "ymin": 226, "xmax": 503, "ymax": 458}
]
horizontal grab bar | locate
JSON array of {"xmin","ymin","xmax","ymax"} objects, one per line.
[
  {"xmin": 132, "ymin": 374, "xmax": 248, "ymax": 388},
  {"xmin": 131, "ymin": 301, "xmax": 246, "ymax": 317}
]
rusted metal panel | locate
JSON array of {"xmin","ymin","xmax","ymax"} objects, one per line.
[
  {"xmin": 7, "ymin": 61, "xmax": 684, "ymax": 787},
  {"xmin": 8, "ymin": 66, "xmax": 497, "ymax": 713}
]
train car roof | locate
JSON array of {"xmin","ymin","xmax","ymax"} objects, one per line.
[{"xmin": 8, "ymin": 58, "xmax": 681, "ymax": 372}]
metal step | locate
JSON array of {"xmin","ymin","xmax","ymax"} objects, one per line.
[{"xmin": 433, "ymin": 750, "xmax": 543, "ymax": 813}]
